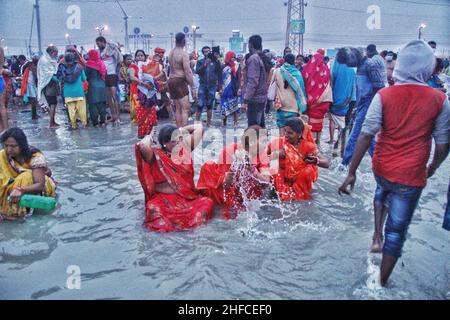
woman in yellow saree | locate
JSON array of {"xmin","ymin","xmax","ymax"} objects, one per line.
[{"xmin": 0, "ymin": 128, "xmax": 56, "ymax": 220}]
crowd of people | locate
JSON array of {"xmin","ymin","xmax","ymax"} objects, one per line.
[{"xmin": 0, "ymin": 33, "xmax": 449, "ymax": 287}]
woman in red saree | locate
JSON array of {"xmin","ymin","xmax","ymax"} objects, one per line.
[
  {"xmin": 268, "ymin": 118, "xmax": 330, "ymax": 201},
  {"xmin": 128, "ymin": 50, "xmax": 158, "ymax": 138},
  {"xmin": 136, "ymin": 124, "xmax": 214, "ymax": 232},
  {"xmin": 197, "ymin": 126, "xmax": 271, "ymax": 219},
  {"xmin": 301, "ymin": 50, "xmax": 333, "ymax": 145}
]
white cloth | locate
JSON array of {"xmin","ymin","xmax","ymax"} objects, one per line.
[
  {"xmin": 393, "ymin": 40, "xmax": 436, "ymax": 85},
  {"xmin": 37, "ymin": 51, "xmax": 59, "ymax": 104}
]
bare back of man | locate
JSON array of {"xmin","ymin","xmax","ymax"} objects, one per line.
[{"xmin": 168, "ymin": 47, "xmax": 196, "ymax": 128}]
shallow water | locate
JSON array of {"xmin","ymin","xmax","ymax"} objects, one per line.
[{"xmin": 0, "ymin": 106, "xmax": 449, "ymax": 300}]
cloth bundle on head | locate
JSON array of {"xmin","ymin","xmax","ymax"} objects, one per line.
[
  {"xmin": 393, "ymin": 40, "xmax": 436, "ymax": 85},
  {"xmin": 65, "ymin": 45, "xmax": 77, "ymax": 53},
  {"xmin": 64, "ymin": 52, "xmax": 75, "ymax": 64},
  {"xmin": 59, "ymin": 52, "xmax": 83, "ymax": 83},
  {"xmin": 336, "ymin": 47, "xmax": 363, "ymax": 68},
  {"xmin": 317, "ymin": 49, "xmax": 326, "ymax": 56},
  {"xmin": 86, "ymin": 49, "xmax": 106, "ymax": 80}
]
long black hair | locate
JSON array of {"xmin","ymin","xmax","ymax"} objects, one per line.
[
  {"xmin": 1, "ymin": 127, "xmax": 39, "ymax": 162},
  {"xmin": 158, "ymin": 124, "xmax": 178, "ymax": 150}
]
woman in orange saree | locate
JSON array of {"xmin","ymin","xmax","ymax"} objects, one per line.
[
  {"xmin": 135, "ymin": 124, "xmax": 214, "ymax": 232},
  {"xmin": 197, "ymin": 126, "xmax": 271, "ymax": 219},
  {"xmin": 268, "ymin": 118, "xmax": 330, "ymax": 201}
]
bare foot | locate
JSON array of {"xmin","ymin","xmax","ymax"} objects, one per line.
[
  {"xmin": 327, "ymin": 140, "xmax": 334, "ymax": 145},
  {"xmin": 49, "ymin": 123, "xmax": 60, "ymax": 129},
  {"xmin": 371, "ymin": 237, "xmax": 383, "ymax": 254}
]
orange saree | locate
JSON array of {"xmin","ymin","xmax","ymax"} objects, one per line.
[
  {"xmin": 135, "ymin": 144, "xmax": 214, "ymax": 232},
  {"xmin": 197, "ymin": 143, "xmax": 269, "ymax": 219},
  {"xmin": 268, "ymin": 127, "xmax": 319, "ymax": 201}
]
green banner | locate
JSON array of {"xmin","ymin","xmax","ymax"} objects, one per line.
[{"xmin": 290, "ymin": 19, "xmax": 305, "ymax": 35}]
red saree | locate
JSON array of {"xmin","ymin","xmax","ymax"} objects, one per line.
[
  {"xmin": 197, "ymin": 143, "xmax": 269, "ymax": 219},
  {"xmin": 135, "ymin": 144, "xmax": 213, "ymax": 232},
  {"xmin": 301, "ymin": 53, "xmax": 332, "ymax": 133},
  {"xmin": 268, "ymin": 127, "xmax": 319, "ymax": 201}
]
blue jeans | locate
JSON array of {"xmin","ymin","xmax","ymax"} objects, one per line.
[
  {"xmin": 443, "ymin": 182, "xmax": 450, "ymax": 231},
  {"xmin": 341, "ymin": 98, "xmax": 376, "ymax": 166},
  {"xmin": 197, "ymin": 84, "xmax": 217, "ymax": 113},
  {"xmin": 374, "ymin": 174, "xmax": 424, "ymax": 258}
]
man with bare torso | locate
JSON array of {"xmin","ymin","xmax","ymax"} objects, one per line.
[{"xmin": 168, "ymin": 33, "xmax": 196, "ymax": 128}]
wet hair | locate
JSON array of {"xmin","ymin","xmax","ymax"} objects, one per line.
[
  {"xmin": 284, "ymin": 118, "xmax": 304, "ymax": 134},
  {"xmin": 123, "ymin": 54, "xmax": 132, "ymax": 61},
  {"xmin": 158, "ymin": 124, "xmax": 178, "ymax": 149},
  {"xmin": 284, "ymin": 53, "xmax": 295, "ymax": 66},
  {"xmin": 428, "ymin": 41, "xmax": 437, "ymax": 47},
  {"xmin": 175, "ymin": 33, "xmax": 185, "ymax": 45},
  {"xmin": 134, "ymin": 49, "xmax": 146, "ymax": 60},
  {"xmin": 324, "ymin": 56, "xmax": 330, "ymax": 64},
  {"xmin": 18, "ymin": 55, "xmax": 27, "ymax": 62},
  {"xmin": 248, "ymin": 35, "xmax": 263, "ymax": 51},
  {"xmin": 96, "ymin": 36, "xmax": 106, "ymax": 44},
  {"xmin": 1, "ymin": 127, "xmax": 39, "ymax": 162}
]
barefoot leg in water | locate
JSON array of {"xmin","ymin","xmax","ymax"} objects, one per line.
[
  {"xmin": 49, "ymin": 104, "xmax": 60, "ymax": 128},
  {"xmin": 372, "ymin": 201, "xmax": 389, "ymax": 254},
  {"xmin": 380, "ymin": 255, "xmax": 399, "ymax": 287},
  {"xmin": 328, "ymin": 115, "xmax": 335, "ymax": 144}
]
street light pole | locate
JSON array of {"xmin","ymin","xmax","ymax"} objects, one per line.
[
  {"xmin": 35, "ymin": 0, "xmax": 43, "ymax": 55},
  {"xmin": 418, "ymin": 23, "xmax": 426, "ymax": 40},
  {"xmin": 116, "ymin": 0, "xmax": 130, "ymax": 53},
  {"xmin": 192, "ymin": 25, "xmax": 200, "ymax": 52}
]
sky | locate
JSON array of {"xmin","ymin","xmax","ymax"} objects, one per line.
[{"xmin": 1, "ymin": 0, "xmax": 449, "ymax": 56}]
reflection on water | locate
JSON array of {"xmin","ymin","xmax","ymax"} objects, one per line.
[{"xmin": 0, "ymin": 108, "xmax": 449, "ymax": 300}]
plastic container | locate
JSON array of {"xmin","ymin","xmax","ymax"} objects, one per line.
[{"xmin": 19, "ymin": 194, "xmax": 56, "ymax": 211}]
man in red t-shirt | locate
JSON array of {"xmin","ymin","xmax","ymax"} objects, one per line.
[{"xmin": 339, "ymin": 40, "xmax": 449, "ymax": 287}]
